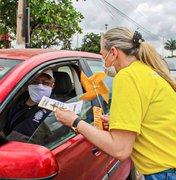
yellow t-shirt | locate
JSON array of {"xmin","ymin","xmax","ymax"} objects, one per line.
[{"xmin": 109, "ymin": 61, "xmax": 176, "ymax": 174}]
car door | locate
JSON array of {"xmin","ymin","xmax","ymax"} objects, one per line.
[
  {"xmin": 0, "ymin": 53, "xmax": 131, "ymax": 179},
  {"xmin": 28, "ymin": 60, "xmax": 112, "ymax": 180}
]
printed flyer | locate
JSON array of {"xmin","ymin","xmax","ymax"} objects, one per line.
[{"xmin": 38, "ymin": 96, "xmax": 83, "ymax": 114}]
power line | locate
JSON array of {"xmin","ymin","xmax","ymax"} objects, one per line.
[
  {"xmin": 98, "ymin": 0, "xmax": 115, "ymax": 20},
  {"xmin": 97, "ymin": 0, "xmax": 127, "ymax": 27},
  {"xmin": 99, "ymin": 0, "xmax": 163, "ymax": 41}
]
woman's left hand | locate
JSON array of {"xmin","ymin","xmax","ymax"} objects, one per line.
[
  {"xmin": 100, "ymin": 114, "xmax": 110, "ymax": 130},
  {"xmin": 55, "ymin": 108, "xmax": 78, "ymax": 127}
]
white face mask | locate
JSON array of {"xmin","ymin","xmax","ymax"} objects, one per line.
[
  {"xmin": 28, "ymin": 84, "xmax": 52, "ymax": 103},
  {"xmin": 103, "ymin": 50, "xmax": 117, "ymax": 77},
  {"xmin": 104, "ymin": 65, "xmax": 117, "ymax": 77}
]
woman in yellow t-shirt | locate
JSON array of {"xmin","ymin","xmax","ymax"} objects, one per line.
[{"xmin": 55, "ymin": 27, "xmax": 176, "ymax": 179}]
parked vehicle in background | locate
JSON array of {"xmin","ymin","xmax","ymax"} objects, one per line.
[
  {"xmin": 165, "ymin": 57, "xmax": 176, "ymax": 79},
  {"xmin": 0, "ymin": 49, "xmax": 132, "ymax": 179}
]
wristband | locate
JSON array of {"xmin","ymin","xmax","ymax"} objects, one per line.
[{"xmin": 71, "ymin": 117, "xmax": 82, "ymax": 133}]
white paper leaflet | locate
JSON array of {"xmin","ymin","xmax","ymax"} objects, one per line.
[{"xmin": 38, "ymin": 96, "xmax": 83, "ymax": 114}]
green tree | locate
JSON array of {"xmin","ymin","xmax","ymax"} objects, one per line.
[
  {"xmin": 0, "ymin": 23, "xmax": 11, "ymax": 48},
  {"xmin": 0, "ymin": 0, "xmax": 16, "ymax": 49},
  {"xmin": 164, "ymin": 38, "xmax": 176, "ymax": 57},
  {"xmin": 0, "ymin": 0, "xmax": 84, "ymax": 49},
  {"xmin": 77, "ymin": 32, "xmax": 101, "ymax": 53}
]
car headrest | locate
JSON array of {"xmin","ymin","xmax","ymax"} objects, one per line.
[{"xmin": 53, "ymin": 71, "xmax": 73, "ymax": 96}]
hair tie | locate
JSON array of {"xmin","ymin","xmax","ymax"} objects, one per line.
[{"xmin": 132, "ymin": 31, "xmax": 144, "ymax": 48}]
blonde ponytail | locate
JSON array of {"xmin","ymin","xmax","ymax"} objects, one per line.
[{"xmin": 136, "ymin": 42, "xmax": 176, "ymax": 91}]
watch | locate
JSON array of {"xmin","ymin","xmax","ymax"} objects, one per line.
[{"xmin": 71, "ymin": 117, "xmax": 82, "ymax": 133}]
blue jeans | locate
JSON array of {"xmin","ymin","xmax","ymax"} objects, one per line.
[{"xmin": 145, "ymin": 169, "xmax": 176, "ymax": 180}]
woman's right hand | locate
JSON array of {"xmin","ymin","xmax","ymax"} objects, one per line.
[{"xmin": 100, "ymin": 114, "xmax": 109, "ymax": 130}]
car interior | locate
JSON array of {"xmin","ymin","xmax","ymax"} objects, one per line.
[
  {"xmin": 0, "ymin": 62, "xmax": 95, "ymax": 149},
  {"xmin": 28, "ymin": 66, "xmax": 79, "ymax": 146},
  {"xmin": 0, "ymin": 58, "xmax": 112, "ymax": 150},
  {"xmin": 28, "ymin": 65, "xmax": 94, "ymax": 148},
  {"xmin": 53, "ymin": 71, "xmax": 75, "ymax": 101}
]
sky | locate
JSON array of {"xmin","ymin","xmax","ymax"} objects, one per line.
[{"xmin": 72, "ymin": 0, "xmax": 176, "ymax": 57}]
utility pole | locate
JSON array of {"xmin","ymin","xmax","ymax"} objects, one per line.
[
  {"xmin": 25, "ymin": 3, "xmax": 30, "ymax": 47},
  {"xmin": 16, "ymin": 0, "xmax": 25, "ymax": 48},
  {"xmin": 16, "ymin": 0, "xmax": 29, "ymax": 48}
]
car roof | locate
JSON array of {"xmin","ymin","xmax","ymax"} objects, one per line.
[
  {"xmin": 0, "ymin": 49, "xmax": 102, "ymax": 60},
  {"xmin": 0, "ymin": 49, "xmax": 102, "ymax": 104}
]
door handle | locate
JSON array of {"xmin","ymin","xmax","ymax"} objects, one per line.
[
  {"xmin": 92, "ymin": 147, "xmax": 101, "ymax": 156},
  {"xmin": 92, "ymin": 147, "xmax": 99, "ymax": 154}
]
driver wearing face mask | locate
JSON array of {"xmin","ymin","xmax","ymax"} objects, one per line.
[{"xmin": 3, "ymin": 70, "xmax": 56, "ymax": 142}]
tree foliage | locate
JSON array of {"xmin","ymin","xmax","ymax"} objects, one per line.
[
  {"xmin": 0, "ymin": 23, "xmax": 11, "ymax": 48},
  {"xmin": 0, "ymin": 0, "xmax": 84, "ymax": 49},
  {"xmin": 0, "ymin": 0, "xmax": 17, "ymax": 48},
  {"xmin": 76, "ymin": 32, "xmax": 101, "ymax": 53},
  {"xmin": 164, "ymin": 38, "xmax": 176, "ymax": 57}
]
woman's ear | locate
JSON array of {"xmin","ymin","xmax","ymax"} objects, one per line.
[{"xmin": 111, "ymin": 47, "xmax": 119, "ymax": 61}]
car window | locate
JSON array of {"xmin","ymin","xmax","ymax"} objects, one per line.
[
  {"xmin": 165, "ymin": 59, "xmax": 176, "ymax": 70},
  {"xmin": 86, "ymin": 59, "xmax": 113, "ymax": 109},
  {"xmin": 28, "ymin": 111, "xmax": 74, "ymax": 148},
  {"xmin": 28, "ymin": 65, "xmax": 93, "ymax": 149},
  {"xmin": 28, "ymin": 96, "xmax": 93, "ymax": 149},
  {"xmin": 0, "ymin": 59, "xmax": 21, "ymax": 79},
  {"xmin": 86, "ymin": 59, "xmax": 104, "ymax": 73}
]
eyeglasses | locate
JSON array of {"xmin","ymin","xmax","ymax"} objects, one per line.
[{"xmin": 31, "ymin": 79, "xmax": 53, "ymax": 87}]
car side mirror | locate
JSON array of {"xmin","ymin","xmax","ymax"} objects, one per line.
[{"xmin": 0, "ymin": 141, "xmax": 58, "ymax": 179}]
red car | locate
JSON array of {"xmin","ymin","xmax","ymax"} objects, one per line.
[{"xmin": 0, "ymin": 49, "xmax": 132, "ymax": 179}]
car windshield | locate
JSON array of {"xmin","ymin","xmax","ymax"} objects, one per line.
[{"xmin": 0, "ymin": 59, "xmax": 22, "ymax": 80}]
